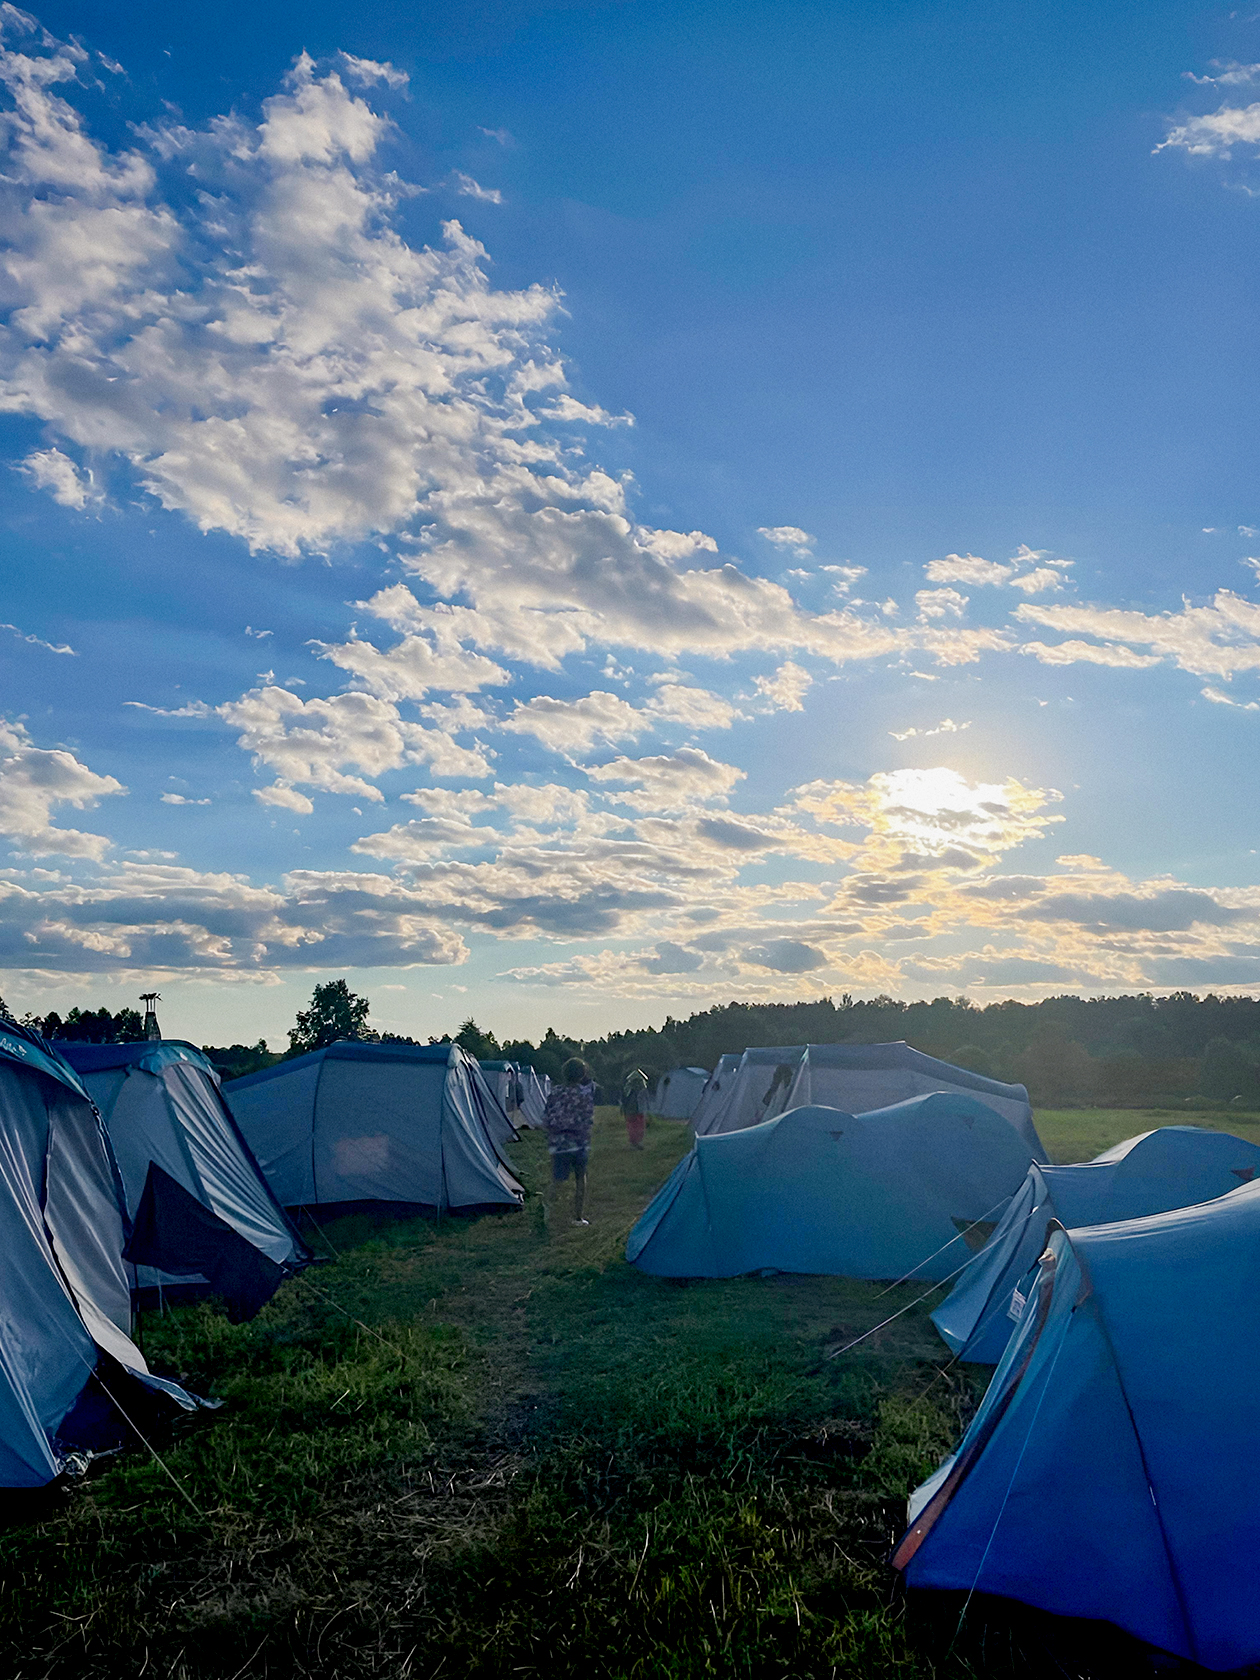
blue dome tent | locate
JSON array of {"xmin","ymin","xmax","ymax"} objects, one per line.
[
  {"xmin": 932, "ymin": 1125, "xmax": 1260, "ymax": 1363},
  {"xmin": 225, "ymin": 1040, "xmax": 522, "ymax": 1214},
  {"xmin": 627, "ymin": 1092, "xmax": 1036, "ymax": 1280},
  {"xmin": 894, "ymin": 1180, "xmax": 1260, "ymax": 1671},
  {"xmin": 0, "ymin": 1021, "xmax": 201, "ymax": 1486},
  {"xmin": 61, "ymin": 1040, "xmax": 310, "ymax": 1321}
]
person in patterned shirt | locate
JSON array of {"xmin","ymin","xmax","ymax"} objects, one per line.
[{"xmin": 543, "ymin": 1056, "xmax": 596, "ymax": 1225}]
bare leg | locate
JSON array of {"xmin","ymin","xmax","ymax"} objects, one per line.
[{"xmin": 573, "ymin": 1167, "xmax": 587, "ymax": 1223}]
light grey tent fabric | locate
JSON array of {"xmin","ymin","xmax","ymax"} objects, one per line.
[
  {"xmin": 688, "ymin": 1054, "xmax": 741, "ymax": 1134},
  {"xmin": 0, "ymin": 1023, "xmax": 199, "ymax": 1486},
  {"xmin": 652, "ymin": 1066, "xmax": 709, "ymax": 1119},
  {"xmin": 691, "ymin": 1046, "xmax": 807, "ymax": 1136},
  {"xmin": 61, "ymin": 1041, "xmax": 307, "ymax": 1318},
  {"xmin": 783, "ymin": 1043, "xmax": 1044, "ymax": 1158},
  {"xmin": 225, "ymin": 1041, "xmax": 522, "ymax": 1212},
  {"xmin": 518, "ymin": 1066, "xmax": 549, "ymax": 1129}
]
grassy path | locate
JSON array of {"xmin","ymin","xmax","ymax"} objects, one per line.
[{"xmin": 4, "ymin": 1101, "xmax": 1237, "ymax": 1677}]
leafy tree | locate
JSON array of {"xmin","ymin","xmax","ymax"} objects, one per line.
[
  {"xmin": 949, "ymin": 1043, "xmax": 994, "ymax": 1079},
  {"xmin": 203, "ymin": 1039, "xmax": 280, "ymax": 1080},
  {"xmin": 41, "ymin": 1006, "xmax": 145, "ymax": 1044},
  {"xmin": 1199, "ymin": 1037, "xmax": 1260, "ymax": 1103},
  {"xmin": 287, "ymin": 980, "xmax": 371, "ymax": 1057},
  {"xmin": 454, "ymin": 1017, "xmax": 500, "ymax": 1060}
]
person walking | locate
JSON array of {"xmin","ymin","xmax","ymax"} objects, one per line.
[
  {"xmin": 622, "ymin": 1068, "xmax": 649, "ymax": 1149},
  {"xmin": 542, "ymin": 1056, "xmax": 596, "ymax": 1225}
]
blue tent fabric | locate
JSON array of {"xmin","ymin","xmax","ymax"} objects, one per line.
[
  {"xmin": 895, "ymin": 1182, "xmax": 1260, "ymax": 1671},
  {"xmin": 0, "ymin": 1025, "xmax": 201, "ymax": 1485},
  {"xmin": 627, "ymin": 1093, "xmax": 1036, "ymax": 1280},
  {"xmin": 932, "ymin": 1126, "xmax": 1260, "ymax": 1362},
  {"xmin": 61, "ymin": 1039, "xmax": 308, "ymax": 1320},
  {"xmin": 225, "ymin": 1040, "xmax": 523, "ymax": 1212}
]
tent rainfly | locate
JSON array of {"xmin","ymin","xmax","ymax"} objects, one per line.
[
  {"xmin": 479, "ymin": 1059, "xmax": 518, "ymax": 1117},
  {"xmin": 0, "ymin": 1021, "xmax": 202, "ymax": 1487},
  {"xmin": 933, "ymin": 1125, "xmax": 1260, "ymax": 1363},
  {"xmin": 782, "ymin": 1043, "xmax": 1043, "ymax": 1159},
  {"xmin": 627, "ymin": 1093, "xmax": 1036, "ymax": 1280},
  {"xmin": 517, "ymin": 1065, "xmax": 550, "ymax": 1129},
  {"xmin": 652, "ymin": 1066, "xmax": 709, "ymax": 1120},
  {"xmin": 225, "ymin": 1040, "xmax": 523, "ymax": 1213},
  {"xmin": 894, "ymin": 1181, "xmax": 1260, "ymax": 1671},
  {"xmin": 688, "ymin": 1053, "xmax": 741, "ymax": 1134},
  {"xmin": 691, "ymin": 1045, "xmax": 807, "ymax": 1136},
  {"xmin": 61, "ymin": 1040, "xmax": 310, "ymax": 1321}
]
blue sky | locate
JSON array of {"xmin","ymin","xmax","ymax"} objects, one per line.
[{"xmin": 3, "ymin": 0, "xmax": 1260, "ymax": 1047}]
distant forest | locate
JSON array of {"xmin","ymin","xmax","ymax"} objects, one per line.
[{"xmin": 7, "ymin": 987, "xmax": 1260, "ymax": 1110}]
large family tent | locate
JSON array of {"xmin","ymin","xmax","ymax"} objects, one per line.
[
  {"xmin": 627, "ymin": 1093, "xmax": 1036, "ymax": 1280},
  {"xmin": 61, "ymin": 1041, "xmax": 309, "ymax": 1321},
  {"xmin": 688, "ymin": 1054, "xmax": 741, "ymax": 1134},
  {"xmin": 0, "ymin": 1021, "xmax": 201, "ymax": 1486},
  {"xmin": 225, "ymin": 1040, "xmax": 523, "ymax": 1213},
  {"xmin": 894, "ymin": 1182, "xmax": 1260, "ymax": 1672},
  {"xmin": 932, "ymin": 1125, "xmax": 1260, "ymax": 1363},
  {"xmin": 479, "ymin": 1059, "xmax": 520, "ymax": 1119},
  {"xmin": 784, "ymin": 1043, "xmax": 1043, "ymax": 1159},
  {"xmin": 652, "ymin": 1066, "xmax": 709, "ymax": 1120},
  {"xmin": 691, "ymin": 1045, "xmax": 806, "ymax": 1136}
]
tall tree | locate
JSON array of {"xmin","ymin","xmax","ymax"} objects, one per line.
[
  {"xmin": 454, "ymin": 1017, "xmax": 500, "ymax": 1060},
  {"xmin": 287, "ymin": 980, "xmax": 371, "ymax": 1057}
]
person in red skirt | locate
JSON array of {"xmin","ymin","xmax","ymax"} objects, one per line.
[{"xmin": 622, "ymin": 1067, "xmax": 649, "ymax": 1149}]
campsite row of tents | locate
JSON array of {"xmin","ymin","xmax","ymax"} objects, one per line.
[
  {"xmin": 625, "ymin": 1037, "xmax": 1260, "ymax": 1670},
  {"xmin": 1, "ymin": 1027, "xmax": 523, "ymax": 1488}
]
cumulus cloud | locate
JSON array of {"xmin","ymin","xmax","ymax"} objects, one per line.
[
  {"xmin": 1158, "ymin": 101, "xmax": 1260, "ymax": 157},
  {"xmin": 17, "ymin": 448, "xmax": 94, "ymax": 508},
  {"xmin": 754, "ymin": 661, "xmax": 812, "ymax": 712},
  {"xmin": 915, "ymin": 587, "xmax": 969, "ymax": 620},
  {"xmin": 450, "ymin": 170, "xmax": 502, "ymax": 203},
  {"xmin": 0, "ymin": 718, "xmax": 124, "ymax": 858},
  {"xmin": 758, "ymin": 525, "xmax": 814, "ymax": 554},
  {"xmin": 585, "ymin": 748, "xmax": 745, "ymax": 810},
  {"xmin": 924, "ymin": 553, "xmax": 1012, "ymax": 587},
  {"xmin": 1016, "ymin": 593, "xmax": 1260, "ymax": 680},
  {"xmin": 742, "ymin": 937, "xmax": 827, "ymax": 973}
]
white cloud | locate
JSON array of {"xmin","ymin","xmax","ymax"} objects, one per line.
[
  {"xmin": 1020, "ymin": 639, "xmax": 1162, "ymax": 669},
  {"xmin": 0, "ymin": 718, "xmax": 124, "ymax": 858},
  {"xmin": 648, "ymin": 683, "xmax": 738, "ymax": 731},
  {"xmin": 754, "ymin": 661, "xmax": 812, "ymax": 712},
  {"xmin": 160, "ymin": 793, "xmax": 211, "ymax": 806},
  {"xmin": 1007, "ymin": 567, "xmax": 1064, "ymax": 594},
  {"xmin": 540, "ymin": 394, "xmax": 634, "ymax": 427},
  {"xmin": 821, "ymin": 564, "xmax": 867, "ymax": 595},
  {"xmin": 17, "ymin": 448, "xmax": 93, "ymax": 508},
  {"xmin": 915, "ymin": 587, "xmax": 968, "ymax": 620},
  {"xmin": 889, "ymin": 717, "xmax": 970, "ymax": 741},
  {"xmin": 0, "ymin": 620, "xmax": 75, "ymax": 655},
  {"xmin": 1157, "ymin": 101, "xmax": 1260, "ymax": 157},
  {"xmin": 758, "ymin": 525, "xmax": 814, "ymax": 553},
  {"xmin": 450, "ymin": 170, "xmax": 502, "ymax": 203},
  {"xmin": 924, "ymin": 552, "xmax": 1012, "ymax": 587},
  {"xmin": 1016, "ymin": 592, "xmax": 1260, "ymax": 679},
  {"xmin": 254, "ymin": 784, "xmax": 315, "ymax": 814},
  {"xmin": 1201, "ymin": 685, "xmax": 1260, "ymax": 711},
  {"xmin": 338, "ymin": 53, "xmax": 408, "ymax": 88},
  {"xmin": 1185, "ymin": 62, "xmax": 1260, "ymax": 87},
  {"xmin": 585, "ymin": 748, "xmax": 745, "ymax": 810},
  {"xmin": 501, "ymin": 691, "xmax": 649, "ymax": 754}
]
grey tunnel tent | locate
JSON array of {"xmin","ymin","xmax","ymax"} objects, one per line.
[
  {"xmin": 61, "ymin": 1040, "xmax": 310, "ymax": 1322},
  {"xmin": 224, "ymin": 1040, "xmax": 523, "ymax": 1214},
  {"xmin": 0, "ymin": 1021, "xmax": 201, "ymax": 1487},
  {"xmin": 692, "ymin": 1043, "xmax": 1043, "ymax": 1161},
  {"xmin": 652, "ymin": 1066, "xmax": 709, "ymax": 1120},
  {"xmin": 894, "ymin": 1180, "xmax": 1260, "ymax": 1672},
  {"xmin": 931, "ymin": 1124, "xmax": 1260, "ymax": 1363},
  {"xmin": 687, "ymin": 1053, "xmax": 741, "ymax": 1134},
  {"xmin": 628, "ymin": 1092, "xmax": 1037, "ymax": 1281}
]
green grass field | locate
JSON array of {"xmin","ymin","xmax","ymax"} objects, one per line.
[{"xmin": 2, "ymin": 1103, "xmax": 1250, "ymax": 1678}]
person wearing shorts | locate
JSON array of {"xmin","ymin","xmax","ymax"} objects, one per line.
[{"xmin": 542, "ymin": 1057, "xmax": 596, "ymax": 1225}]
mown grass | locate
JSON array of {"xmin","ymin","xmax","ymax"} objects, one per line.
[
  {"xmin": 0, "ymin": 1105, "xmax": 1207, "ymax": 1678},
  {"xmin": 1036, "ymin": 1104, "xmax": 1260, "ymax": 1163}
]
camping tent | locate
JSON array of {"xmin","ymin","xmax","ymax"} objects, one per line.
[
  {"xmin": 517, "ymin": 1065, "xmax": 549, "ymax": 1129},
  {"xmin": 479, "ymin": 1059, "xmax": 520, "ymax": 1118},
  {"xmin": 0, "ymin": 1021, "xmax": 200, "ymax": 1486},
  {"xmin": 894, "ymin": 1181, "xmax": 1260, "ymax": 1671},
  {"xmin": 783, "ymin": 1043, "xmax": 1043, "ymax": 1159},
  {"xmin": 627, "ymin": 1093, "xmax": 1036, "ymax": 1280},
  {"xmin": 691, "ymin": 1046, "xmax": 807, "ymax": 1136},
  {"xmin": 652, "ymin": 1066, "xmax": 709, "ymax": 1120},
  {"xmin": 61, "ymin": 1040, "xmax": 309, "ymax": 1321},
  {"xmin": 932, "ymin": 1125, "xmax": 1260, "ymax": 1362},
  {"xmin": 225, "ymin": 1040, "xmax": 523, "ymax": 1213},
  {"xmin": 688, "ymin": 1054, "xmax": 741, "ymax": 1134}
]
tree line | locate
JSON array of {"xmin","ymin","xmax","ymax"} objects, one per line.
[{"xmin": 6, "ymin": 983, "xmax": 1260, "ymax": 1108}]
